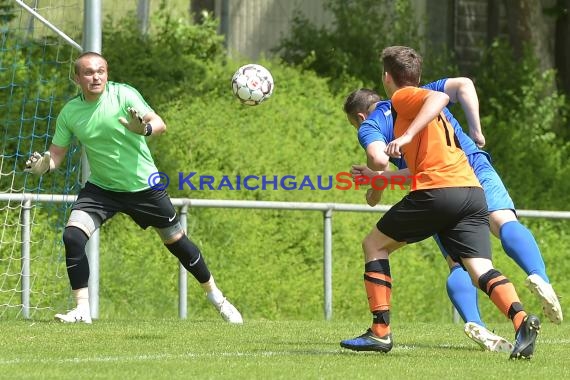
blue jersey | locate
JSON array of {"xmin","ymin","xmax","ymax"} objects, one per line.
[
  {"xmin": 357, "ymin": 79, "xmax": 489, "ymax": 168},
  {"xmin": 421, "ymin": 79, "xmax": 488, "ymax": 158},
  {"xmin": 357, "ymin": 100, "xmax": 406, "ymax": 169},
  {"xmin": 421, "ymin": 80, "xmax": 514, "ymax": 213}
]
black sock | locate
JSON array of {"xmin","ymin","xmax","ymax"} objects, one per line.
[{"xmin": 165, "ymin": 236, "xmax": 211, "ymax": 283}]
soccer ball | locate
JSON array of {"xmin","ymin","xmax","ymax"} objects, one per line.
[{"xmin": 231, "ymin": 64, "xmax": 274, "ymax": 106}]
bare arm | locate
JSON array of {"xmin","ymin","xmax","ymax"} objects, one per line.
[
  {"xmin": 142, "ymin": 111, "xmax": 167, "ymax": 135},
  {"xmin": 385, "ymin": 91, "xmax": 450, "ymax": 158},
  {"xmin": 362, "ymin": 141, "xmax": 391, "ymax": 206},
  {"xmin": 443, "ymin": 77, "xmax": 485, "ymax": 148},
  {"xmin": 351, "ymin": 165, "xmax": 412, "ymax": 183},
  {"xmin": 378, "ymin": 168, "xmax": 412, "ymax": 183},
  {"xmin": 365, "ymin": 141, "xmax": 390, "ymax": 171},
  {"xmin": 48, "ymin": 144, "xmax": 68, "ymax": 169}
]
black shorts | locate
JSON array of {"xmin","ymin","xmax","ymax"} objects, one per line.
[
  {"xmin": 72, "ymin": 182, "xmax": 179, "ymax": 229},
  {"xmin": 377, "ymin": 187, "xmax": 491, "ymax": 262}
]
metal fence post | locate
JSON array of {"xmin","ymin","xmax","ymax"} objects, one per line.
[
  {"xmin": 87, "ymin": 230, "xmax": 100, "ymax": 319},
  {"xmin": 136, "ymin": 0, "xmax": 150, "ymax": 35},
  {"xmin": 452, "ymin": 306, "xmax": 461, "ymax": 323},
  {"xmin": 178, "ymin": 204, "xmax": 189, "ymax": 319},
  {"xmin": 323, "ymin": 208, "xmax": 333, "ymax": 320},
  {"xmin": 20, "ymin": 199, "xmax": 31, "ymax": 319},
  {"xmin": 83, "ymin": 0, "xmax": 102, "ymax": 321}
]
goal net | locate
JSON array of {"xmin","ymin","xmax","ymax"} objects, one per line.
[{"xmin": 0, "ymin": 0, "xmax": 83, "ymax": 319}]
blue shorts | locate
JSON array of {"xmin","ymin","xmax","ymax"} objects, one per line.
[{"xmin": 434, "ymin": 151, "xmax": 515, "ymax": 259}]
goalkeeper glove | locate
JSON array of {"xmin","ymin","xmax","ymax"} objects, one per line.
[
  {"xmin": 118, "ymin": 107, "xmax": 152, "ymax": 136},
  {"xmin": 24, "ymin": 151, "xmax": 54, "ymax": 175}
]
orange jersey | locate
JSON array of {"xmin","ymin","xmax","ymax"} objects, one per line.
[{"xmin": 391, "ymin": 86, "xmax": 480, "ymax": 191}]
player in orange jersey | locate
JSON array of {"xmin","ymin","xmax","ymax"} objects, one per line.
[{"xmin": 340, "ymin": 46, "xmax": 539, "ymax": 360}]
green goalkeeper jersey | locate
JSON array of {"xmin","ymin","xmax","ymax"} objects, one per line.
[{"xmin": 53, "ymin": 81, "xmax": 157, "ymax": 192}]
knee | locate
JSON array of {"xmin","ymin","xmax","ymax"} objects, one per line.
[
  {"xmin": 362, "ymin": 235, "xmax": 373, "ymax": 255},
  {"xmin": 63, "ymin": 226, "xmax": 88, "ymax": 247},
  {"xmin": 477, "ymin": 268, "xmax": 502, "ymax": 294},
  {"xmin": 62, "ymin": 226, "xmax": 89, "ymax": 259},
  {"xmin": 490, "ymin": 210, "xmax": 517, "ymax": 236},
  {"xmin": 362, "ymin": 232, "xmax": 391, "ymax": 261}
]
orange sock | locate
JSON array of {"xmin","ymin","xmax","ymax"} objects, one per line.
[
  {"xmin": 479, "ymin": 269, "xmax": 527, "ymax": 331},
  {"xmin": 365, "ymin": 270, "xmax": 392, "ymax": 337}
]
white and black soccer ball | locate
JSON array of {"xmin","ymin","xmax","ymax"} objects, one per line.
[{"xmin": 231, "ymin": 64, "xmax": 274, "ymax": 106}]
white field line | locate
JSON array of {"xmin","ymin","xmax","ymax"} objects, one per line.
[
  {"xmin": 0, "ymin": 350, "xmax": 341, "ymax": 365},
  {"xmin": 1, "ymin": 339, "xmax": 567, "ymax": 366},
  {"xmin": 0, "ymin": 345, "xmax": 422, "ymax": 365}
]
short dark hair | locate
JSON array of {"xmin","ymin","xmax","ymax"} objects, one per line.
[
  {"xmin": 380, "ymin": 46, "xmax": 422, "ymax": 87},
  {"xmin": 74, "ymin": 51, "xmax": 106, "ymax": 74},
  {"xmin": 343, "ymin": 88, "xmax": 381, "ymax": 121}
]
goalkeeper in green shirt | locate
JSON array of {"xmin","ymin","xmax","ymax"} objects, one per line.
[{"xmin": 25, "ymin": 52, "xmax": 242, "ymax": 324}]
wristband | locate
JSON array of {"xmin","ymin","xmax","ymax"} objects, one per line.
[{"xmin": 143, "ymin": 123, "xmax": 153, "ymax": 136}]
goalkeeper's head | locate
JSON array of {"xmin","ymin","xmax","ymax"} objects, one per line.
[{"xmin": 74, "ymin": 51, "xmax": 108, "ymax": 102}]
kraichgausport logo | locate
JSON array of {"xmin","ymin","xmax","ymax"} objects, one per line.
[{"xmin": 147, "ymin": 172, "xmax": 418, "ymax": 191}]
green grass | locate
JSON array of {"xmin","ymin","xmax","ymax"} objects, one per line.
[{"xmin": 1, "ymin": 319, "xmax": 568, "ymax": 379}]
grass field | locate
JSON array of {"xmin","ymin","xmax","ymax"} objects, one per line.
[{"xmin": 1, "ymin": 318, "xmax": 568, "ymax": 379}]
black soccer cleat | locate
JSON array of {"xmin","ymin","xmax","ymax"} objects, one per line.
[{"xmin": 510, "ymin": 315, "xmax": 540, "ymax": 360}]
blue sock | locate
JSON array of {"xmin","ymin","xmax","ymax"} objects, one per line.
[
  {"xmin": 446, "ymin": 265, "xmax": 483, "ymax": 325},
  {"xmin": 499, "ymin": 220, "xmax": 549, "ymax": 282}
]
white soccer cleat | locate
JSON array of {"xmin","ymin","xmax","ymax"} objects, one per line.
[
  {"xmin": 207, "ymin": 291, "xmax": 243, "ymax": 324},
  {"xmin": 217, "ymin": 298, "xmax": 243, "ymax": 324},
  {"xmin": 464, "ymin": 322, "xmax": 513, "ymax": 353},
  {"xmin": 54, "ymin": 304, "xmax": 92, "ymax": 324},
  {"xmin": 525, "ymin": 274, "xmax": 563, "ymax": 325}
]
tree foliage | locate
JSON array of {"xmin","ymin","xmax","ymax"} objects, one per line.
[
  {"xmin": 472, "ymin": 39, "xmax": 570, "ymax": 209},
  {"xmin": 0, "ymin": 0, "xmax": 16, "ymax": 24},
  {"xmin": 272, "ymin": 0, "xmax": 458, "ymax": 95},
  {"xmin": 102, "ymin": 0, "xmax": 226, "ymax": 107}
]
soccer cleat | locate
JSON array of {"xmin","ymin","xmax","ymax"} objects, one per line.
[
  {"xmin": 525, "ymin": 274, "xmax": 563, "ymax": 324},
  {"xmin": 217, "ymin": 298, "xmax": 243, "ymax": 324},
  {"xmin": 463, "ymin": 322, "xmax": 513, "ymax": 353},
  {"xmin": 510, "ymin": 315, "xmax": 540, "ymax": 360},
  {"xmin": 54, "ymin": 304, "xmax": 92, "ymax": 324},
  {"xmin": 340, "ymin": 329, "xmax": 393, "ymax": 352}
]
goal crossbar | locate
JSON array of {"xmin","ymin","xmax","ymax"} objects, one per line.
[{"xmin": 15, "ymin": 0, "xmax": 83, "ymax": 51}]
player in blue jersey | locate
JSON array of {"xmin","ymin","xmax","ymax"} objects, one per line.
[{"xmin": 343, "ymin": 78, "xmax": 562, "ymax": 351}]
